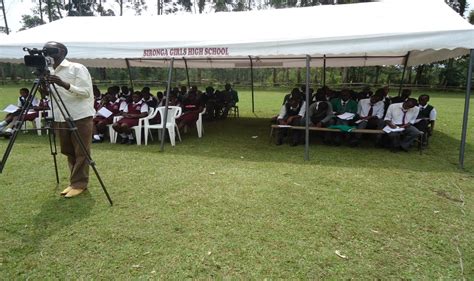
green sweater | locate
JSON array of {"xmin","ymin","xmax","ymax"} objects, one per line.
[{"xmin": 330, "ymin": 98, "xmax": 358, "ymax": 115}]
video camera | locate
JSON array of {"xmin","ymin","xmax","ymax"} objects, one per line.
[{"xmin": 23, "ymin": 47, "xmax": 58, "ymax": 70}]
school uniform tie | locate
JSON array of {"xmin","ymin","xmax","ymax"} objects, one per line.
[
  {"xmin": 401, "ymin": 110, "xmax": 407, "ymax": 125},
  {"xmin": 368, "ymin": 105, "xmax": 374, "ymax": 117}
]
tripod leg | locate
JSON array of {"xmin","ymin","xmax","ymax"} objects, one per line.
[
  {"xmin": 0, "ymin": 80, "xmax": 41, "ymax": 173},
  {"xmin": 46, "ymin": 118, "xmax": 60, "ymax": 184}
]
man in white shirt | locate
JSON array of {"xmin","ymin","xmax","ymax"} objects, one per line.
[
  {"xmin": 45, "ymin": 41, "xmax": 95, "ymax": 198},
  {"xmin": 384, "ymin": 98, "xmax": 421, "ymax": 152},
  {"xmin": 350, "ymin": 93, "xmax": 385, "ymax": 146}
]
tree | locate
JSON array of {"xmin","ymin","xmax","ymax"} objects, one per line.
[{"xmin": 19, "ymin": 15, "xmax": 46, "ymax": 31}]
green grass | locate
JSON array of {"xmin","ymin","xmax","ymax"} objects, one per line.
[{"xmin": 0, "ymin": 84, "xmax": 473, "ymax": 278}]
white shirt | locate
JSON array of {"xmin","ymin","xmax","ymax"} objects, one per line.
[
  {"xmin": 357, "ymin": 98, "xmax": 384, "ymax": 119},
  {"xmin": 277, "ymin": 101, "xmax": 306, "ymax": 120},
  {"xmin": 18, "ymin": 96, "xmax": 39, "ymax": 113},
  {"xmin": 418, "ymin": 104, "xmax": 437, "ymax": 121},
  {"xmin": 48, "ymin": 59, "xmax": 95, "ymax": 122},
  {"xmin": 384, "ymin": 103, "xmax": 420, "ymax": 125}
]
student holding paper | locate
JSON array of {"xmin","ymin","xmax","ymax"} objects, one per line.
[
  {"xmin": 0, "ymin": 88, "xmax": 39, "ymax": 137},
  {"xmin": 384, "ymin": 98, "xmax": 421, "ymax": 152},
  {"xmin": 92, "ymin": 93, "xmax": 120, "ymax": 143}
]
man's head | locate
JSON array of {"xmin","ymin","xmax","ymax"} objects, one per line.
[
  {"xmin": 19, "ymin": 88, "xmax": 29, "ymax": 97},
  {"xmin": 403, "ymin": 98, "xmax": 417, "ymax": 110},
  {"xmin": 370, "ymin": 92, "xmax": 383, "ymax": 104},
  {"xmin": 225, "ymin": 83, "xmax": 232, "ymax": 91},
  {"xmin": 418, "ymin": 94, "xmax": 430, "ymax": 106},
  {"xmin": 43, "ymin": 41, "xmax": 68, "ymax": 67},
  {"xmin": 340, "ymin": 89, "xmax": 351, "ymax": 102},
  {"xmin": 401, "ymin": 89, "xmax": 412, "ymax": 99},
  {"xmin": 132, "ymin": 91, "xmax": 142, "ymax": 103}
]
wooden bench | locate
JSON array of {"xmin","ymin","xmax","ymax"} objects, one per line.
[{"xmin": 270, "ymin": 124, "xmax": 424, "ymax": 153}]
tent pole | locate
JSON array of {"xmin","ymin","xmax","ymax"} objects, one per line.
[
  {"xmin": 160, "ymin": 58, "xmax": 175, "ymax": 152},
  {"xmin": 183, "ymin": 57, "xmax": 191, "ymax": 89},
  {"xmin": 249, "ymin": 55, "xmax": 255, "ymax": 113},
  {"xmin": 398, "ymin": 52, "xmax": 410, "ymax": 96},
  {"xmin": 125, "ymin": 58, "xmax": 134, "ymax": 90},
  {"xmin": 305, "ymin": 55, "xmax": 311, "ymax": 161},
  {"xmin": 459, "ymin": 49, "xmax": 474, "ymax": 169},
  {"xmin": 323, "ymin": 55, "xmax": 327, "ymax": 87}
]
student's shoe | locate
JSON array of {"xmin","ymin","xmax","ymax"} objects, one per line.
[
  {"xmin": 64, "ymin": 188, "xmax": 86, "ymax": 198},
  {"xmin": 127, "ymin": 139, "xmax": 136, "ymax": 145},
  {"xmin": 92, "ymin": 138, "xmax": 102, "ymax": 143},
  {"xmin": 120, "ymin": 138, "xmax": 128, "ymax": 144},
  {"xmin": 60, "ymin": 186, "xmax": 73, "ymax": 196}
]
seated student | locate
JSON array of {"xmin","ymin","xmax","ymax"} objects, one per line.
[
  {"xmin": 112, "ymin": 91, "xmax": 149, "ymax": 144},
  {"xmin": 330, "ymin": 89, "xmax": 358, "ymax": 145},
  {"xmin": 390, "ymin": 88, "xmax": 411, "ymax": 104},
  {"xmin": 177, "ymin": 89, "xmax": 203, "ymax": 131},
  {"xmin": 156, "ymin": 91, "xmax": 164, "ymax": 107},
  {"xmin": 219, "ymin": 83, "xmax": 238, "ymax": 118},
  {"xmin": 275, "ymin": 96, "xmax": 306, "ymax": 146},
  {"xmin": 384, "ymin": 98, "xmax": 421, "ymax": 152},
  {"xmin": 414, "ymin": 94, "xmax": 437, "ymax": 143},
  {"xmin": 202, "ymin": 86, "xmax": 217, "ymax": 120},
  {"xmin": 282, "ymin": 87, "xmax": 303, "ymax": 105},
  {"xmin": 0, "ymin": 88, "xmax": 40, "ymax": 136},
  {"xmin": 142, "ymin": 87, "xmax": 158, "ymax": 109},
  {"xmin": 305, "ymin": 92, "xmax": 334, "ymax": 128},
  {"xmin": 350, "ymin": 92, "xmax": 385, "ymax": 146},
  {"xmin": 92, "ymin": 93, "xmax": 121, "ymax": 143}
]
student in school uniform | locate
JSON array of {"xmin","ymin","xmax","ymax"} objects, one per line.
[
  {"xmin": 0, "ymin": 88, "xmax": 40, "ymax": 137},
  {"xmin": 112, "ymin": 91, "xmax": 149, "ymax": 144},
  {"xmin": 92, "ymin": 93, "xmax": 121, "ymax": 143},
  {"xmin": 350, "ymin": 92, "xmax": 385, "ymax": 146},
  {"xmin": 384, "ymin": 98, "xmax": 421, "ymax": 152},
  {"xmin": 275, "ymin": 96, "xmax": 306, "ymax": 146},
  {"xmin": 176, "ymin": 89, "xmax": 203, "ymax": 131}
]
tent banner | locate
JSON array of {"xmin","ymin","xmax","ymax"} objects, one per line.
[{"xmin": 143, "ymin": 47, "xmax": 230, "ymax": 57}]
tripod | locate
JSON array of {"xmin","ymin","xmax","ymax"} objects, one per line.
[{"xmin": 0, "ymin": 76, "xmax": 113, "ymax": 206}]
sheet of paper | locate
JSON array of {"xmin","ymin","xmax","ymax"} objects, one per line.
[
  {"xmin": 277, "ymin": 125, "xmax": 292, "ymax": 128},
  {"xmin": 355, "ymin": 119, "xmax": 364, "ymax": 124},
  {"xmin": 3, "ymin": 104, "xmax": 19, "ymax": 113},
  {"xmin": 97, "ymin": 107, "xmax": 113, "ymax": 118},
  {"xmin": 337, "ymin": 113, "xmax": 355, "ymax": 120},
  {"xmin": 383, "ymin": 125, "xmax": 405, "ymax": 133}
]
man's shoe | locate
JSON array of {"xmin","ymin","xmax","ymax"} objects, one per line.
[
  {"xmin": 60, "ymin": 186, "xmax": 73, "ymax": 196},
  {"xmin": 64, "ymin": 188, "xmax": 86, "ymax": 198}
]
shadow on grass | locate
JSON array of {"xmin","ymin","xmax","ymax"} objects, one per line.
[
  {"xmin": 3, "ymin": 193, "xmax": 95, "ymax": 272},
  {"xmin": 2, "ymin": 117, "xmax": 473, "ymax": 173}
]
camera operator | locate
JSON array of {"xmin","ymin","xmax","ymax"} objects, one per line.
[{"xmin": 44, "ymin": 41, "xmax": 96, "ymax": 198}]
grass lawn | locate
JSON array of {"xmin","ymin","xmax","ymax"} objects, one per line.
[{"xmin": 0, "ymin": 83, "xmax": 473, "ymax": 278}]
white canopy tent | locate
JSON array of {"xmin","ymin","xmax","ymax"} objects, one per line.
[
  {"xmin": 0, "ymin": 0, "xmax": 473, "ymax": 166},
  {"xmin": 0, "ymin": 0, "xmax": 473, "ymax": 68}
]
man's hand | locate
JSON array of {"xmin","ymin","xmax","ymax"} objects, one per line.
[
  {"xmin": 278, "ymin": 119, "xmax": 287, "ymax": 125},
  {"xmin": 47, "ymin": 75, "xmax": 70, "ymax": 90}
]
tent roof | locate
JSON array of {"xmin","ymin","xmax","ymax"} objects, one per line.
[{"xmin": 0, "ymin": 0, "xmax": 473, "ymax": 68}]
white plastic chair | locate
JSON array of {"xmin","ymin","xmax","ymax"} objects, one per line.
[
  {"xmin": 108, "ymin": 116, "xmax": 123, "ymax": 143},
  {"xmin": 33, "ymin": 109, "xmax": 51, "ymax": 136},
  {"xmin": 131, "ymin": 107, "xmax": 155, "ymax": 145},
  {"xmin": 196, "ymin": 107, "xmax": 206, "ymax": 138},
  {"xmin": 144, "ymin": 106, "xmax": 182, "ymax": 146}
]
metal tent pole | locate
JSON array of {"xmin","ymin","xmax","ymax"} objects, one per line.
[
  {"xmin": 398, "ymin": 52, "xmax": 410, "ymax": 96},
  {"xmin": 183, "ymin": 57, "xmax": 190, "ymax": 89},
  {"xmin": 249, "ymin": 55, "xmax": 255, "ymax": 113},
  {"xmin": 323, "ymin": 55, "xmax": 326, "ymax": 87},
  {"xmin": 160, "ymin": 58, "xmax": 175, "ymax": 152},
  {"xmin": 459, "ymin": 49, "xmax": 474, "ymax": 169},
  {"xmin": 304, "ymin": 55, "xmax": 311, "ymax": 161},
  {"xmin": 125, "ymin": 58, "xmax": 134, "ymax": 90}
]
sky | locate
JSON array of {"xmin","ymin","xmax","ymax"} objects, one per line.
[{"xmin": 2, "ymin": 0, "xmax": 474, "ymax": 34}]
